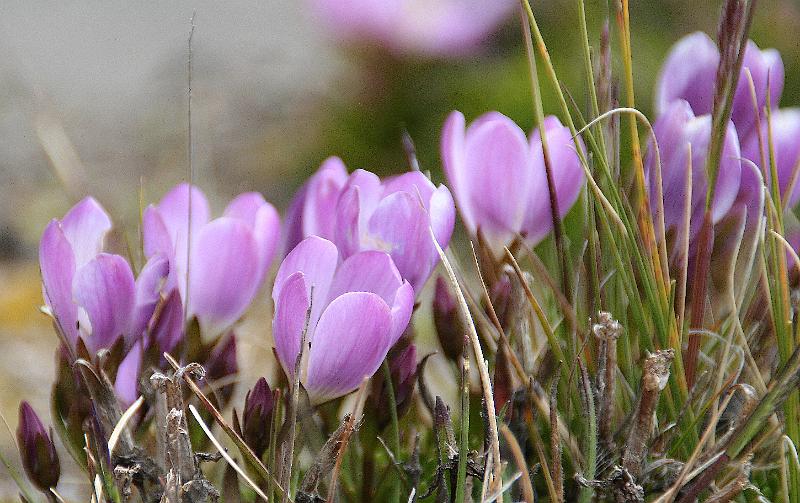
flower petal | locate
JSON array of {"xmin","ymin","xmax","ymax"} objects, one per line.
[
  {"xmin": 305, "ymin": 292, "xmax": 392, "ymax": 404},
  {"xmin": 114, "ymin": 341, "xmax": 143, "ymax": 408},
  {"xmin": 441, "ymin": 111, "xmax": 473, "ymax": 231},
  {"xmin": 654, "ymin": 32, "xmax": 718, "ymax": 116},
  {"xmin": 150, "ymin": 289, "xmax": 184, "ymax": 355},
  {"xmin": 274, "ymin": 236, "xmax": 338, "ymax": 329},
  {"xmin": 327, "ymin": 251, "xmax": 404, "ymax": 305},
  {"xmin": 389, "ymin": 280, "xmax": 414, "ymax": 345},
  {"xmin": 60, "ymin": 197, "xmax": 112, "ymax": 268},
  {"xmin": 523, "ymin": 117, "xmax": 585, "ymax": 245},
  {"xmin": 39, "ymin": 220, "xmax": 79, "ymax": 347},
  {"xmin": 188, "ymin": 217, "xmax": 261, "ymax": 338},
  {"xmin": 154, "ymin": 183, "xmax": 210, "ymax": 244},
  {"xmin": 334, "ymin": 169, "xmax": 383, "ymax": 258},
  {"xmin": 272, "ymin": 271, "xmax": 310, "ymax": 380},
  {"xmin": 224, "ymin": 192, "xmax": 281, "ymax": 281},
  {"xmin": 366, "ymin": 191, "xmax": 434, "ymax": 292},
  {"xmin": 462, "ymin": 112, "xmax": 532, "ymax": 243},
  {"xmin": 72, "ymin": 254, "xmax": 136, "ymax": 354},
  {"xmin": 131, "ymin": 255, "xmax": 169, "ymax": 341}
]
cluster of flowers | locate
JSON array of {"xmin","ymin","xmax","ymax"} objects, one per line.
[
  {"xmin": 646, "ymin": 32, "xmax": 799, "ymax": 256},
  {"xmin": 18, "ymin": 28, "xmax": 798, "ymax": 497},
  {"xmin": 19, "ymin": 106, "xmax": 586, "ymax": 490}
]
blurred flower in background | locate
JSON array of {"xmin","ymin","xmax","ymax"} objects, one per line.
[{"xmin": 308, "ymin": 0, "xmax": 516, "ymax": 57}]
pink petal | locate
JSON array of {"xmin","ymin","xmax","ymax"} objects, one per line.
[
  {"xmin": 654, "ymin": 32, "xmax": 718, "ymax": 117},
  {"xmin": 327, "ymin": 251, "xmax": 404, "ymax": 305},
  {"xmin": 441, "ymin": 111, "xmax": 473, "ymax": 232},
  {"xmin": 274, "ymin": 236, "xmax": 339, "ymax": 330},
  {"xmin": 115, "ymin": 341, "xmax": 143, "ymax": 408},
  {"xmin": 389, "ymin": 280, "xmax": 414, "ymax": 345},
  {"xmin": 305, "ymin": 292, "xmax": 393, "ymax": 404},
  {"xmin": 131, "ymin": 255, "xmax": 169, "ymax": 342},
  {"xmin": 462, "ymin": 112, "xmax": 532, "ymax": 242},
  {"xmin": 39, "ymin": 220, "xmax": 79, "ymax": 347},
  {"xmin": 224, "ymin": 192, "xmax": 281, "ymax": 281},
  {"xmin": 272, "ymin": 271, "xmax": 310, "ymax": 380},
  {"xmin": 301, "ymin": 157, "xmax": 350, "ymax": 240},
  {"xmin": 523, "ymin": 117, "xmax": 585, "ymax": 245},
  {"xmin": 151, "ymin": 289, "xmax": 184, "ymax": 355},
  {"xmin": 60, "ymin": 197, "xmax": 112, "ymax": 268},
  {"xmin": 366, "ymin": 191, "xmax": 435, "ymax": 292},
  {"xmin": 154, "ymin": 183, "xmax": 210, "ymax": 245},
  {"xmin": 72, "ymin": 254, "xmax": 136, "ymax": 354},
  {"xmin": 188, "ymin": 217, "xmax": 261, "ymax": 338}
]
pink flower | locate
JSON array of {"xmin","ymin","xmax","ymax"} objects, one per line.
[
  {"xmin": 272, "ymin": 236, "xmax": 414, "ymax": 404},
  {"xmin": 441, "ymin": 111, "xmax": 585, "ymax": 254}
]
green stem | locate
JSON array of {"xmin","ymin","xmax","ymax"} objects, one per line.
[
  {"xmin": 454, "ymin": 355, "xmax": 470, "ymax": 503},
  {"xmin": 381, "ymin": 360, "xmax": 401, "ymax": 503}
]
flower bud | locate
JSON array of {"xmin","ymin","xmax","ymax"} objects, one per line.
[
  {"xmin": 241, "ymin": 378, "xmax": 275, "ymax": 458},
  {"xmin": 374, "ymin": 343, "xmax": 418, "ymax": 430},
  {"xmin": 432, "ymin": 276, "xmax": 465, "ymax": 362},
  {"xmin": 17, "ymin": 402, "xmax": 60, "ymax": 492}
]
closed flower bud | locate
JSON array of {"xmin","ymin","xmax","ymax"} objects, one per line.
[
  {"xmin": 373, "ymin": 343, "xmax": 418, "ymax": 430},
  {"xmin": 432, "ymin": 276, "xmax": 465, "ymax": 361},
  {"xmin": 241, "ymin": 377, "xmax": 274, "ymax": 458},
  {"xmin": 17, "ymin": 402, "xmax": 60, "ymax": 492}
]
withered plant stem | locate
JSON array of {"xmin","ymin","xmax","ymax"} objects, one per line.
[{"xmin": 622, "ymin": 349, "xmax": 674, "ymax": 480}]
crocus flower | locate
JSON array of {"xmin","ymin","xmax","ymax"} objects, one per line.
[
  {"xmin": 285, "ymin": 159, "xmax": 455, "ymax": 293},
  {"xmin": 645, "ymin": 100, "xmax": 742, "ymax": 245},
  {"xmin": 309, "ymin": 0, "xmax": 516, "ymax": 57},
  {"xmin": 272, "ymin": 236, "xmax": 414, "ymax": 404},
  {"xmin": 17, "ymin": 402, "xmax": 60, "ymax": 492},
  {"xmin": 143, "ymin": 184, "xmax": 281, "ymax": 338},
  {"xmin": 441, "ymin": 111, "xmax": 585, "ymax": 254},
  {"xmin": 39, "ymin": 198, "xmax": 167, "ymax": 356},
  {"xmin": 655, "ymin": 32, "xmax": 784, "ymax": 140}
]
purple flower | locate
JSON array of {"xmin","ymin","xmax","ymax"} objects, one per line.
[
  {"xmin": 645, "ymin": 100, "xmax": 742, "ymax": 244},
  {"xmin": 143, "ymin": 184, "xmax": 281, "ymax": 338},
  {"xmin": 17, "ymin": 402, "xmax": 60, "ymax": 492},
  {"xmin": 39, "ymin": 198, "xmax": 165, "ymax": 356},
  {"xmin": 272, "ymin": 236, "xmax": 414, "ymax": 404},
  {"xmin": 655, "ymin": 32, "xmax": 784, "ymax": 140},
  {"xmin": 286, "ymin": 158, "xmax": 455, "ymax": 293},
  {"xmin": 309, "ymin": 0, "xmax": 516, "ymax": 57},
  {"xmin": 741, "ymin": 109, "xmax": 800, "ymax": 208},
  {"xmin": 441, "ymin": 111, "xmax": 585, "ymax": 254}
]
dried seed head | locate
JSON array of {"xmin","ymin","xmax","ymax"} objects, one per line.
[
  {"xmin": 593, "ymin": 312, "xmax": 622, "ymax": 341},
  {"xmin": 642, "ymin": 349, "xmax": 675, "ymax": 392}
]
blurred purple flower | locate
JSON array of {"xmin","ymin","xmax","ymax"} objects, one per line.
[
  {"xmin": 655, "ymin": 32, "xmax": 784, "ymax": 140},
  {"xmin": 286, "ymin": 158, "xmax": 455, "ymax": 293},
  {"xmin": 17, "ymin": 402, "xmax": 60, "ymax": 492},
  {"xmin": 741, "ymin": 109, "xmax": 800, "ymax": 208},
  {"xmin": 309, "ymin": 0, "xmax": 516, "ymax": 57},
  {"xmin": 272, "ymin": 236, "xmax": 414, "ymax": 404},
  {"xmin": 645, "ymin": 100, "xmax": 742, "ymax": 244},
  {"xmin": 39, "ymin": 198, "xmax": 166, "ymax": 356},
  {"xmin": 441, "ymin": 111, "xmax": 585, "ymax": 253},
  {"xmin": 143, "ymin": 184, "xmax": 281, "ymax": 338}
]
